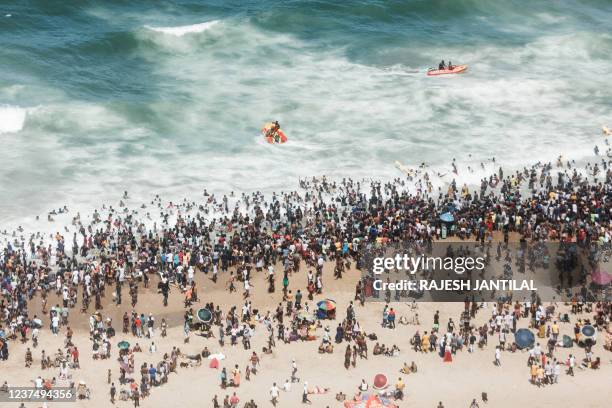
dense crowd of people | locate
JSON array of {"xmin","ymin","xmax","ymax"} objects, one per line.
[{"xmin": 1, "ymin": 156, "xmax": 611, "ymax": 406}]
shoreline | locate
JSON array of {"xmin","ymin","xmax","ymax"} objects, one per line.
[{"xmin": 1, "ymin": 153, "xmax": 612, "ymax": 408}]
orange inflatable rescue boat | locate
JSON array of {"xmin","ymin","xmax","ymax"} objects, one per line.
[
  {"xmin": 262, "ymin": 122, "xmax": 288, "ymax": 144},
  {"xmin": 427, "ymin": 64, "xmax": 468, "ymax": 76}
]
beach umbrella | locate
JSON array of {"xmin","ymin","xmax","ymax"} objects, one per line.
[
  {"xmin": 208, "ymin": 353, "xmax": 226, "ymax": 361},
  {"xmin": 440, "ymin": 212, "xmax": 454, "ymax": 223},
  {"xmin": 562, "ymin": 335, "xmax": 573, "ymax": 348},
  {"xmin": 117, "ymin": 341, "xmax": 130, "ymax": 350},
  {"xmin": 317, "ymin": 299, "xmax": 336, "ymax": 311},
  {"xmin": 32, "ymin": 318, "xmax": 42, "ymax": 328},
  {"xmin": 581, "ymin": 325, "xmax": 596, "ymax": 340},
  {"xmin": 591, "ymin": 270, "xmax": 612, "ymax": 286},
  {"xmin": 197, "ymin": 308, "xmax": 213, "ymax": 323},
  {"xmin": 373, "ymin": 373, "xmax": 388, "ymax": 390},
  {"xmin": 514, "ymin": 328, "xmax": 535, "ymax": 349}
]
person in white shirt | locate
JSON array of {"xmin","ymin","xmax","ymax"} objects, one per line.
[
  {"xmin": 187, "ymin": 266, "xmax": 194, "ymax": 285},
  {"xmin": 51, "ymin": 315, "xmax": 60, "ymax": 335},
  {"xmin": 568, "ymin": 354, "xmax": 575, "ymax": 376},
  {"xmin": 282, "ymin": 379, "xmax": 291, "ymax": 392},
  {"xmin": 302, "ymin": 381, "xmax": 311, "ymax": 404},
  {"xmin": 270, "ymin": 383, "xmax": 280, "ymax": 406},
  {"xmin": 553, "ymin": 360, "xmax": 561, "ymax": 383},
  {"xmin": 495, "ymin": 346, "xmax": 501, "ymax": 366},
  {"xmin": 291, "ymin": 359, "xmax": 298, "ymax": 382}
]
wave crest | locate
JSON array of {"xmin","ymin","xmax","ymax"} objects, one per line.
[
  {"xmin": 0, "ymin": 105, "xmax": 26, "ymax": 134},
  {"xmin": 145, "ymin": 21, "xmax": 219, "ymax": 37}
]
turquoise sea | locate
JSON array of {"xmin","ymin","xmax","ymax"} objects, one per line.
[{"xmin": 1, "ymin": 0, "xmax": 611, "ymax": 224}]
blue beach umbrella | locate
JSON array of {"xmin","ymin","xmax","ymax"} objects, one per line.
[
  {"xmin": 440, "ymin": 212, "xmax": 454, "ymax": 223},
  {"xmin": 581, "ymin": 325, "xmax": 596, "ymax": 338},
  {"xmin": 197, "ymin": 308, "xmax": 213, "ymax": 323},
  {"xmin": 514, "ymin": 328, "xmax": 535, "ymax": 349}
]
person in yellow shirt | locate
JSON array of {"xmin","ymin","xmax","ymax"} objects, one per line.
[
  {"xmin": 536, "ymin": 365, "xmax": 545, "ymax": 387},
  {"xmin": 530, "ymin": 363, "xmax": 538, "ymax": 385},
  {"xmin": 395, "ymin": 377, "xmax": 405, "ymax": 400},
  {"xmin": 551, "ymin": 321, "xmax": 559, "ymax": 341},
  {"xmin": 421, "ymin": 332, "xmax": 430, "ymax": 353}
]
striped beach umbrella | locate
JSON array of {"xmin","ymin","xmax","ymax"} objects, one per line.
[{"xmin": 317, "ymin": 299, "xmax": 336, "ymax": 311}]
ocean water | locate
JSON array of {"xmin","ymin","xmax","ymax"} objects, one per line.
[{"xmin": 1, "ymin": 0, "xmax": 611, "ymax": 226}]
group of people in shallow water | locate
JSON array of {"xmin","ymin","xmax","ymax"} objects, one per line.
[{"xmin": 1, "ymin": 149, "xmax": 612, "ymax": 406}]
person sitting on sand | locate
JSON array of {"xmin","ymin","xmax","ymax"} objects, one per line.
[
  {"xmin": 318, "ymin": 343, "xmax": 333, "ymax": 354},
  {"xmin": 400, "ymin": 361, "xmax": 417, "ymax": 374},
  {"xmin": 383, "ymin": 344, "xmax": 399, "ymax": 357},
  {"xmin": 373, "ymin": 343, "xmax": 383, "ymax": 355}
]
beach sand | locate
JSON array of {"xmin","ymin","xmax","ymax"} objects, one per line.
[{"xmin": 2, "ymin": 260, "xmax": 610, "ymax": 408}]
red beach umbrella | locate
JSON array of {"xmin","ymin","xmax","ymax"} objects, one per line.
[{"xmin": 373, "ymin": 373, "xmax": 388, "ymax": 390}]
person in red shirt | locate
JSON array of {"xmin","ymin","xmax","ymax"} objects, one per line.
[
  {"xmin": 229, "ymin": 392, "xmax": 240, "ymax": 407},
  {"xmin": 135, "ymin": 317, "xmax": 142, "ymax": 337},
  {"xmin": 72, "ymin": 346, "xmax": 80, "ymax": 368}
]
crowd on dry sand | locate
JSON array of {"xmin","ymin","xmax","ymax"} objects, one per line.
[{"xmin": 1, "ymin": 155, "xmax": 612, "ymax": 407}]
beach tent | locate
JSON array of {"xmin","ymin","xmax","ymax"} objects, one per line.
[
  {"xmin": 197, "ymin": 308, "xmax": 213, "ymax": 323},
  {"xmin": 373, "ymin": 373, "xmax": 388, "ymax": 390},
  {"xmin": 514, "ymin": 328, "xmax": 535, "ymax": 349}
]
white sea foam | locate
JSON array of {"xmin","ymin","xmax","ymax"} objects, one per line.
[
  {"xmin": 2, "ymin": 17, "xmax": 611, "ymax": 234},
  {"xmin": 0, "ymin": 105, "xmax": 26, "ymax": 134},
  {"xmin": 145, "ymin": 20, "xmax": 219, "ymax": 37}
]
